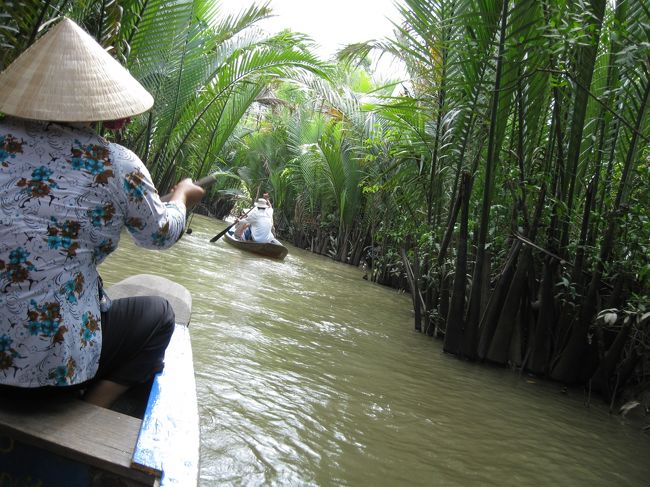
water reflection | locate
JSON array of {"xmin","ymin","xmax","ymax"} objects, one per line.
[{"xmin": 100, "ymin": 214, "xmax": 650, "ymax": 486}]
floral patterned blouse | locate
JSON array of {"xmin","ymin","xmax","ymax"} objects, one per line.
[{"xmin": 0, "ymin": 117, "xmax": 186, "ymax": 387}]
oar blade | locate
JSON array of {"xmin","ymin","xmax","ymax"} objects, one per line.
[
  {"xmin": 208, "ymin": 205, "xmax": 255, "ymax": 243},
  {"xmin": 209, "ymin": 224, "xmax": 234, "ymax": 242}
]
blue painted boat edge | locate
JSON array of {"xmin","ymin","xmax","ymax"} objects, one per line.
[{"xmin": 131, "ymin": 324, "xmax": 200, "ymax": 486}]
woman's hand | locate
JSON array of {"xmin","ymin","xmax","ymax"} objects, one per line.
[{"xmin": 165, "ymin": 178, "xmax": 205, "ymax": 207}]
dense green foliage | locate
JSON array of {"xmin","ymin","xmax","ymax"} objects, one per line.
[
  {"xmin": 3, "ymin": 0, "xmax": 648, "ymax": 407},
  {"xmin": 210, "ymin": 0, "xmax": 650, "ymax": 406}
]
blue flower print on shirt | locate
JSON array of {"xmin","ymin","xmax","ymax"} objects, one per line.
[
  {"xmin": 79, "ymin": 312, "xmax": 99, "ymax": 347},
  {"xmin": 151, "ymin": 221, "xmax": 173, "ymax": 247},
  {"xmin": 123, "ymin": 170, "xmax": 148, "ymax": 202},
  {"xmin": 9, "ymin": 247, "xmax": 30, "ymax": 265},
  {"xmin": 70, "ymin": 155, "xmax": 84, "ymax": 170},
  {"xmin": 49, "ymin": 366, "xmax": 70, "ymax": 385},
  {"xmin": 0, "ymin": 335, "xmax": 12, "ymax": 353},
  {"xmin": 16, "ymin": 165, "xmax": 58, "ymax": 197},
  {"xmin": 60, "ymin": 272, "xmax": 84, "ymax": 304},
  {"xmin": 32, "ymin": 166, "xmax": 52, "ymax": 181},
  {"xmin": 0, "ymin": 247, "xmax": 36, "ymax": 290},
  {"xmin": 68, "ymin": 140, "xmax": 114, "ymax": 184},
  {"xmin": 26, "ymin": 321, "xmax": 40, "ymax": 336},
  {"xmin": 41, "ymin": 320, "xmax": 60, "ymax": 336},
  {"xmin": 89, "ymin": 203, "xmax": 115, "ymax": 227},
  {"xmin": 0, "ymin": 133, "xmax": 23, "ymax": 167},
  {"xmin": 26, "ymin": 300, "xmax": 67, "ymax": 345},
  {"xmin": 48, "ymin": 357, "xmax": 76, "ymax": 386},
  {"xmin": 46, "ymin": 218, "xmax": 80, "ymax": 258},
  {"xmin": 85, "ymin": 157, "xmax": 105, "ymax": 175},
  {"xmin": 0, "ymin": 334, "xmax": 20, "ymax": 371}
]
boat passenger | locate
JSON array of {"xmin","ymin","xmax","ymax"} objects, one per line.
[
  {"xmin": 260, "ymin": 192, "xmax": 277, "ymax": 234},
  {"xmin": 0, "ymin": 19, "xmax": 205, "ymax": 408},
  {"xmin": 234, "ymin": 198, "xmax": 275, "ymax": 243}
]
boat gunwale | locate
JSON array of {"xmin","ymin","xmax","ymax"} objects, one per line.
[{"xmin": 223, "ymin": 231, "xmax": 288, "ymax": 260}]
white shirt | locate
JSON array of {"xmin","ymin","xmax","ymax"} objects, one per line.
[
  {"xmin": 0, "ymin": 118, "xmax": 186, "ymax": 387},
  {"xmin": 240, "ymin": 207, "xmax": 274, "ymax": 243}
]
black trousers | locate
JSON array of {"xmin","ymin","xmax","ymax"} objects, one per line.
[
  {"xmin": 0, "ymin": 295, "xmax": 175, "ymax": 397},
  {"xmin": 98, "ymin": 295, "xmax": 176, "ymax": 385}
]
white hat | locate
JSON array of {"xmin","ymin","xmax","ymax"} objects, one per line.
[
  {"xmin": 0, "ymin": 18, "xmax": 153, "ymax": 122},
  {"xmin": 254, "ymin": 198, "xmax": 269, "ymax": 208}
]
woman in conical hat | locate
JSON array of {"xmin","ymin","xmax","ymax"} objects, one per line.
[{"xmin": 0, "ymin": 18, "xmax": 204, "ymax": 407}]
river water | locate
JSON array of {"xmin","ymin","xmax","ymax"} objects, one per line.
[{"xmin": 99, "ymin": 214, "xmax": 649, "ymax": 486}]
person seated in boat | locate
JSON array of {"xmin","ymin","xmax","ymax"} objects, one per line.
[
  {"xmin": 0, "ymin": 18, "xmax": 205, "ymax": 408},
  {"xmin": 260, "ymin": 192, "xmax": 277, "ymax": 234},
  {"xmin": 234, "ymin": 198, "xmax": 275, "ymax": 243}
]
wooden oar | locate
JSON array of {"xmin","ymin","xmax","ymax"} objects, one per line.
[{"xmin": 209, "ymin": 206, "xmax": 254, "ymax": 243}]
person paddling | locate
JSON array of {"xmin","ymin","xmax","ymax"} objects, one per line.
[
  {"xmin": 0, "ymin": 18, "xmax": 205, "ymax": 408},
  {"xmin": 234, "ymin": 198, "xmax": 276, "ymax": 243}
]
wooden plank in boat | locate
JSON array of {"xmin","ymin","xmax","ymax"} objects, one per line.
[{"xmin": 0, "ymin": 396, "xmax": 156, "ymax": 486}]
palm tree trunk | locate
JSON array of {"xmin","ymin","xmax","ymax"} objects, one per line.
[
  {"xmin": 462, "ymin": 0, "xmax": 510, "ymax": 360},
  {"xmin": 443, "ymin": 171, "xmax": 471, "ymax": 354},
  {"xmin": 559, "ymin": 0, "xmax": 607, "ymax": 251},
  {"xmin": 551, "ymin": 76, "xmax": 649, "ymax": 383},
  {"xmin": 476, "ymin": 241, "xmax": 521, "ymax": 360},
  {"xmin": 484, "ymin": 184, "xmax": 546, "ymax": 363}
]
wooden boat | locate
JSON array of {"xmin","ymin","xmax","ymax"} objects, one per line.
[
  {"xmin": 0, "ymin": 274, "xmax": 199, "ymax": 487},
  {"xmin": 223, "ymin": 230, "xmax": 288, "ymax": 260}
]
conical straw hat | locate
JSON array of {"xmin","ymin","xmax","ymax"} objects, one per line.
[{"xmin": 0, "ymin": 18, "xmax": 153, "ymax": 122}]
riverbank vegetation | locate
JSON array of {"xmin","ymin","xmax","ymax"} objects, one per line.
[{"xmin": 2, "ymin": 0, "xmax": 648, "ymax": 412}]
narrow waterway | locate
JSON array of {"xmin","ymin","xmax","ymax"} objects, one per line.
[{"xmin": 99, "ymin": 214, "xmax": 649, "ymax": 486}]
